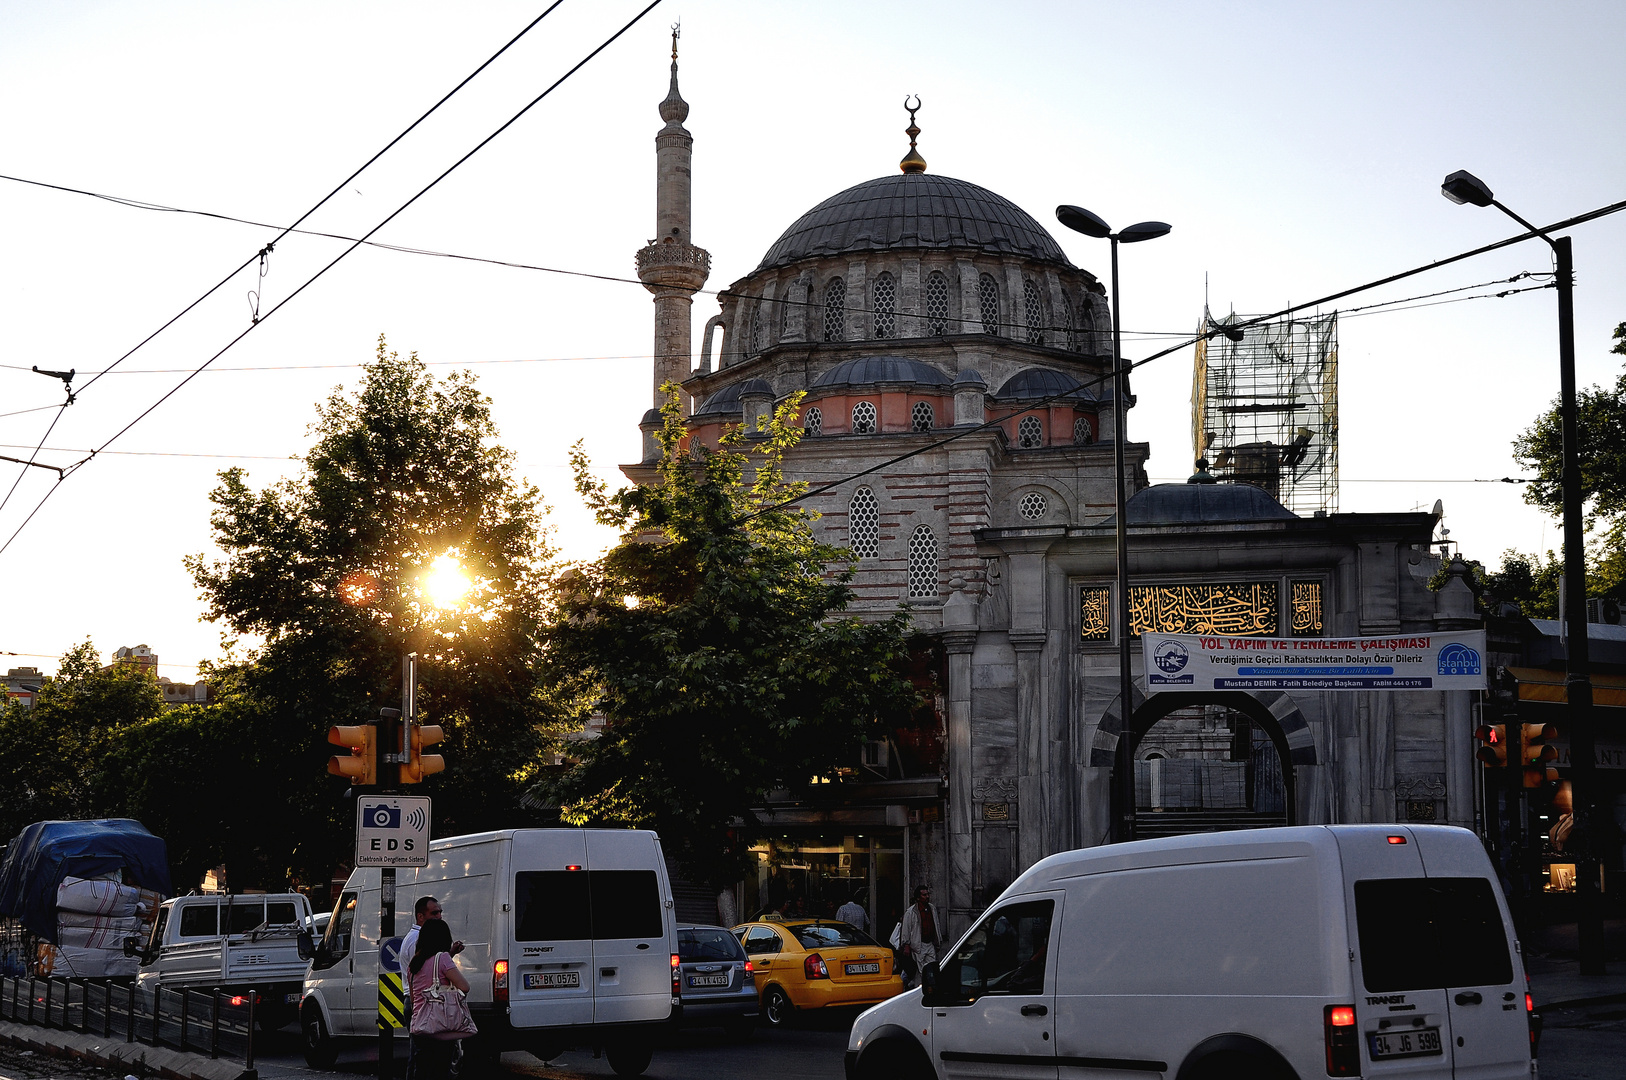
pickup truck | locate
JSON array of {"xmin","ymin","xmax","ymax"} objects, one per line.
[{"xmin": 126, "ymin": 893, "xmax": 314, "ymax": 1032}]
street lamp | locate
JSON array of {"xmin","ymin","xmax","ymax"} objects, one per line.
[
  {"xmin": 1056, "ymin": 204, "xmax": 1171, "ymax": 843},
  {"xmin": 1442, "ymin": 169, "xmax": 1604, "ymax": 976}
]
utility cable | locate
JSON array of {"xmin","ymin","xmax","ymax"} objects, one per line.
[
  {"xmin": 0, "ymin": 1, "xmax": 664, "ymax": 560},
  {"xmin": 67, "ymin": 2, "xmax": 566, "ymax": 398}
]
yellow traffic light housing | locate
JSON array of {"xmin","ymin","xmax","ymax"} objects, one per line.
[
  {"xmin": 1473, "ymin": 724, "xmax": 1507, "ymax": 769},
  {"xmin": 328, "ymin": 724, "xmax": 377, "ymax": 785},
  {"xmin": 402, "ymin": 724, "xmax": 445, "ymax": 784},
  {"xmin": 1520, "ymin": 722, "xmax": 1559, "ymax": 788}
]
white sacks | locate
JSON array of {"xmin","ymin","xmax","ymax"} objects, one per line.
[{"xmin": 44, "ymin": 875, "xmax": 153, "ymax": 976}]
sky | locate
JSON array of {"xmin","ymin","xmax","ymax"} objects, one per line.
[{"xmin": 1, "ymin": 0, "xmax": 1623, "ymax": 680}]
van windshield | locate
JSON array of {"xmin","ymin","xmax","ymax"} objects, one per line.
[
  {"xmin": 514, "ymin": 869, "xmax": 662, "ymax": 941},
  {"xmin": 1354, "ymin": 877, "xmax": 1513, "ymax": 991}
]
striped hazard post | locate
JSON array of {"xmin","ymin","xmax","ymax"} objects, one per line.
[{"xmin": 378, "ymin": 971, "xmax": 406, "ymax": 1030}]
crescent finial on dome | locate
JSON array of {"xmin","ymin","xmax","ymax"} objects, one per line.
[
  {"xmin": 660, "ymin": 21, "xmax": 689, "ymax": 126},
  {"xmin": 900, "ymin": 95, "xmax": 926, "ymax": 174}
]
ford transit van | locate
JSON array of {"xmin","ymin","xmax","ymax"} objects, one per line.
[
  {"xmin": 847, "ymin": 825, "xmax": 1536, "ymax": 1080},
  {"xmin": 301, "ymin": 828, "xmax": 677, "ymax": 1077}
]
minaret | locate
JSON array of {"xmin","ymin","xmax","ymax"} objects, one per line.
[{"xmin": 636, "ymin": 25, "xmax": 710, "ymax": 411}]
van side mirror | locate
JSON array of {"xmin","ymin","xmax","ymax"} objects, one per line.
[
  {"xmin": 122, "ymin": 936, "xmax": 140, "ymax": 958},
  {"xmin": 919, "ymin": 961, "xmax": 940, "ymax": 1004},
  {"xmin": 296, "ymin": 930, "xmax": 315, "ymax": 961}
]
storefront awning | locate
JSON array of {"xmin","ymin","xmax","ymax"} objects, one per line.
[{"xmin": 1507, "ymin": 666, "xmax": 1626, "ymax": 709}]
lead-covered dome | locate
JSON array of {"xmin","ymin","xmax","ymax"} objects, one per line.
[
  {"xmin": 811, "ymin": 356, "xmax": 953, "ymax": 391},
  {"xmin": 756, "ymin": 174, "xmax": 1073, "ymax": 272}
]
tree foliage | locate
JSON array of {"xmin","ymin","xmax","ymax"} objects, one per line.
[
  {"xmin": 539, "ymin": 391, "xmax": 918, "ymax": 888},
  {"xmin": 179, "ymin": 337, "xmax": 556, "ymax": 884}
]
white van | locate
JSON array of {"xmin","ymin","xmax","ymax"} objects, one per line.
[
  {"xmin": 301, "ymin": 828, "xmax": 678, "ymax": 1077},
  {"xmin": 848, "ymin": 825, "xmax": 1536, "ymax": 1080}
]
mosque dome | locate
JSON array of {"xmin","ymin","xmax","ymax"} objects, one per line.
[
  {"xmin": 755, "ymin": 173, "xmax": 1074, "ymax": 272},
  {"xmin": 1109, "ymin": 483, "xmax": 1297, "ymax": 525},
  {"xmin": 694, "ymin": 377, "xmax": 774, "ymax": 416},
  {"xmin": 811, "ymin": 356, "xmax": 953, "ymax": 391},
  {"xmin": 993, "ymin": 367, "xmax": 1096, "ymax": 402}
]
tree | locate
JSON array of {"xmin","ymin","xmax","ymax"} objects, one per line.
[
  {"xmin": 539, "ymin": 392, "xmax": 918, "ymax": 888},
  {"xmin": 184, "ymin": 337, "xmax": 556, "ymax": 885}
]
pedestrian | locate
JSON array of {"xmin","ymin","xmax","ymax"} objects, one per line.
[
  {"xmin": 407, "ymin": 919, "xmax": 471, "ymax": 1080},
  {"xmin": 899, "ymin": 885, "xmax": 941, "ymax": 987},
  {"xmin": 836, "ymin": 889, "xmax": 868, "ymax": 932},
  {"xmin": 401, "ymin": 896, "xmax": 463, "ymax": 1068}
]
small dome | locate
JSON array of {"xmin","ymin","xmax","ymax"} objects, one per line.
[
  {"xmin": 993, "ymin": 367, "xmax": 1095, "ymax": 402},
  {"xmin": 694, "ymin": 378, "xmax": 774, "ymax": 417},
  {"xmin": 756, "ymin": 174, "xmax": 1074, "ymax": 272},
  {"xmin": 953, "ymin": 369, "xmax": 987, "ymax": 388},
  {"xmin": 1108, "ymin": 483, "xmax": 1297, "ymax": 525},
  {"xmin": 811, "ymin": 356, "xmax": 953, "ymax": 391}
]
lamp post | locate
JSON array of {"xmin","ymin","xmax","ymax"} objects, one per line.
[
  {"xmin": 1056, "ymin": 205, "xmax": 1171, "ymax": 843},
  {"xmin": 1442, "ymin": 169, "xmax": 1604, "ymax": 976}
]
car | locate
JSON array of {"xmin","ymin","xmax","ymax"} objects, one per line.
[
  {"xmin": 674, "ymin": 924, "xmax": 758, "ymax": 1039},
  {"xmin": 732, "ymin": 918, "xmax": 902, "ymax": 1028}
]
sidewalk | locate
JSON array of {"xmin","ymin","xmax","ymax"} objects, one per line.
[{"xmin": 1522, "ymin": 916, "xmax": 1626, "ymax": 1009}]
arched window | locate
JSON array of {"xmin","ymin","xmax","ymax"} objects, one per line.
[
  {"xmin": 824, "ymin": 278, "xmax": 846, "ymax": 342},
  {"xmin": 849, "ymin": 487, "xmax": 880, "ymax": 558},
  {"xmin": 1018, "ymin": 415, "xmax": 1043, "ymax": 448},
  {"xmin": 908, "ymin": 524, "xmax": 939, "ymax": 599},
  {"xmin": 804, "ymin": 406, "xmax": 823, "ymax": 436},
  {"xmin": 925, "ymin": 271, "xmax": 950, "ymax": 336},
  {"xmin": 1062, "ymin": 291, "xmax": 1077, "ymax": 352},
  {"xmin": 978, "ymin": 274, "xmax": 1000, "ymax": 335},
  {"xmin": 852, "ymin": 401, "xmax": 877, "ymax": 434},
  {"xmin": 750, "ymin": 306, "xmax": 765, "ymax": 355},
  {"xmin": 1024, "ymin": 279, "xmax": 1046, "ymax": 345},
  {"xmin": 1072, "ymin": 416, "xmax": 1093, "ymax": 445},
  {"xmin": 872, "ymin": 272, "xmax": 896, "ymax": 339},
  {"xmin": 1019, "ymin": 491, "xmax": 1048, "ymax": 520},
  {"xmin": 911, "ymin": 401, "xmax": 933, "ymax": 432}
]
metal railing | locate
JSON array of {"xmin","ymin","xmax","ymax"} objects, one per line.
[{"xmin": 0, "ymin": 975, "xmax": 257, "ymax": 1071}]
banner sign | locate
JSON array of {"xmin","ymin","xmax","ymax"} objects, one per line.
[{"xmin": 1142, "ymin": 631, "xmax": 1488, "ymax": 693}]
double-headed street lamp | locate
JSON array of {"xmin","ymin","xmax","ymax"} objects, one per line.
[
  {"xmin": 1441, "ymin": 170, "xmax": 1604, "ymax": 975},
  {"xmin": 1056, "ymin": 205, "xmax": 1171, "ymax": 843}
]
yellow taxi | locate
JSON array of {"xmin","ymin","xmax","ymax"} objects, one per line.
[{"xmin": 731, "ymin": 918, "xmax": 903, "ymax": 1027}]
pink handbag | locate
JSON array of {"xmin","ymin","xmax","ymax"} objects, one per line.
[{"xmin": 410, "ymin": 954, "xmax": 478, "ymax": 1040}]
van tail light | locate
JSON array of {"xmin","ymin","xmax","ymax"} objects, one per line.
[
  {"xmin": 493, "ymin": 959, "xmax": 509, "ymax": 1004},
  {"xmin": 672, "ymin": 953, "xmax": 682, "ymax": 995},
  {"xmin": 1325, "ymin": 1004, "xmax": 1359, "ymax": 1076},
  {"xmin": 804, "ymin": 953, "xmax": 829, "ymax": 980},
  {"xmin": 1526, "ymin": 973, "xmax": 1541, "ymax": 1057}
]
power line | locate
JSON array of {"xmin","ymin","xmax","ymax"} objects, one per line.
[{"xmin": 0, "ymin": 1, "xmax": 665, "ymax": 560}]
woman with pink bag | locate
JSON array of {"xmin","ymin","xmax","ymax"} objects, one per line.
[{"xmin": 407, "ymin": 919, "xmax": 476, "ymax": 1080}]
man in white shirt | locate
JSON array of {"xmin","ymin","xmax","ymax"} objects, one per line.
[{"xmin": 835, "ymin": 890, "xmax": 868, "ymax": 932}]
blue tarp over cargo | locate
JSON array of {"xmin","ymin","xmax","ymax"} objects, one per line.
[{"xmin": 0, "ymin": 820, "xmax": 171, "ymax": 942}]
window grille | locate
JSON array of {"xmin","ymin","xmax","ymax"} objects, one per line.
[
  {"xmin": 1062, "ymin": 291, "xmax": 1077, "ymax": 351},
  {"xmin": 1019, "ymin": 491, "xmax": 1048, "ymax": 520},
  {"xmin": 907, "ymin": 524, "xmax": 939, "ymax": 599},
  {"xmin": 852, "ymin": 400, "xmax": 877, "ymax": 434},
  {"xmin": 1018, "ymin": 415, "xmax": 1043, "ymax": 448},
  {"xmin": 804, "ymin": 406, "xmax": 822, "ymax": 436},
  {"xmin": 872, "ymin": 272, "xmax": 896, "ymax": 339},
  {"xmin": 751, "ymin": 306, "xmax": 764, "ymax": 354},
  {"xmin": 849, "ymin": 487, "xmax": 879, "ymax": 558},
  {"xmin": 1024, "ymin": 279, "xmax": 1045, "ymax": 345},
  {"xmin": 911, "ymin": 401, "xmax": 933, "ymax": 432},
  {"xmin": 1073, "ymin": 416, "xmax": 1092, "ymax": 445},
  {"xmin": 824, "ymin": 278, "xmax": 846, "ymax": 342},
  {"xmin": 925, "ymin": 272, "xmax": 949, "ymax": 335},
  {"xmin": 978, "ymin": 275, "xmax": 1000, "ymax": 335}
]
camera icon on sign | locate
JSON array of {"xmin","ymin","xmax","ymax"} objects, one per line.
[{"xmin": 364, "ymin": 804, "xmax": 401, "ymax": 829}]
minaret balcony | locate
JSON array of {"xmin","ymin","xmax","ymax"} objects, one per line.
[{"xmin": 636, "ymin": 241, "xmax": 711, "ymax": 291}]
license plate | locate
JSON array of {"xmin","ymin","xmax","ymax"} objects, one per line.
[
  {"xmin": 845, "ymin": 962, "xmax": 881, "ymax": 976},
  {"xmin": 688, "ymin": 974, "xmax": 729, "ymax": 987},
  {"xmin": 524, "ymin": 971, "xmax": 580, "ymax": 989},
  {"xmin": 1369, "ymin": 1028, "xmax": 1442, "ymax": 1059},
  {"xmin": 284, "ymin": 992, "xmax": 301, "ymax": 1004}
]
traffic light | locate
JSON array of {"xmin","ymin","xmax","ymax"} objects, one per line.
[
  {"xmin": 1519, "ymin": 722, "xmax": 1559, "ymax": 788},
  {"xmin": 328, "ymin": 724, "xmax": 377, "ymax": 785},
  {"xmin": 1474, "ymin": 723, "xmax": 1507, "ymax": 768},
  {"xmin": 401, "ymin": 724, "xmax": 445, "ymax": 784}
]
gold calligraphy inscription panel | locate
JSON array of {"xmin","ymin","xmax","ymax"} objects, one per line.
[
  {"xmin": 1079, "ymin": 586, "xmax": 1111, "ymax": 641},
  {"xmin": 1290, "ymin": 579, "xmax": 1324, "ymax": 636},
  {"xmin": 1128, "ymin": 583, "xmax": 1279, "ymax": 637}
]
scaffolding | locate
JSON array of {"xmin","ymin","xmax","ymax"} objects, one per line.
[{"xmin": 1192, "ymin": 308, "xmax": 1338, "ymax": 516}]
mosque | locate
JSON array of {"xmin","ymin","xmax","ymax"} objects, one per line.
[{"xmin": 625, "ymin": 35, "xmax": 1481, "ymax": 939}]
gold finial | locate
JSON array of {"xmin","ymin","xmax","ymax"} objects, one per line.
[
  {"xmin": 900, "ymin": 95, "xmax": 926, "ymax": 174},
  {"xmin": 671, "ymin": 19, "xmax": 680, "ymax": 62}
]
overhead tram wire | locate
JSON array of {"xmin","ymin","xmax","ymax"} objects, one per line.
[
  {"xmin": 67, "ymin": 3, "xmax": 568, "ymax": 399},
  {"xmin": 738, "ymin": 196, "xmax": 1626, "ymax": 523},
  {"xmin": 0, "ymin": 0, "xmax": 666, "ymax": 561}
]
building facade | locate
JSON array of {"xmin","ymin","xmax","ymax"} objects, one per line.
[{"xmin": 625, "ymin": 44, "xmax": 1481, "ymax": 939}]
